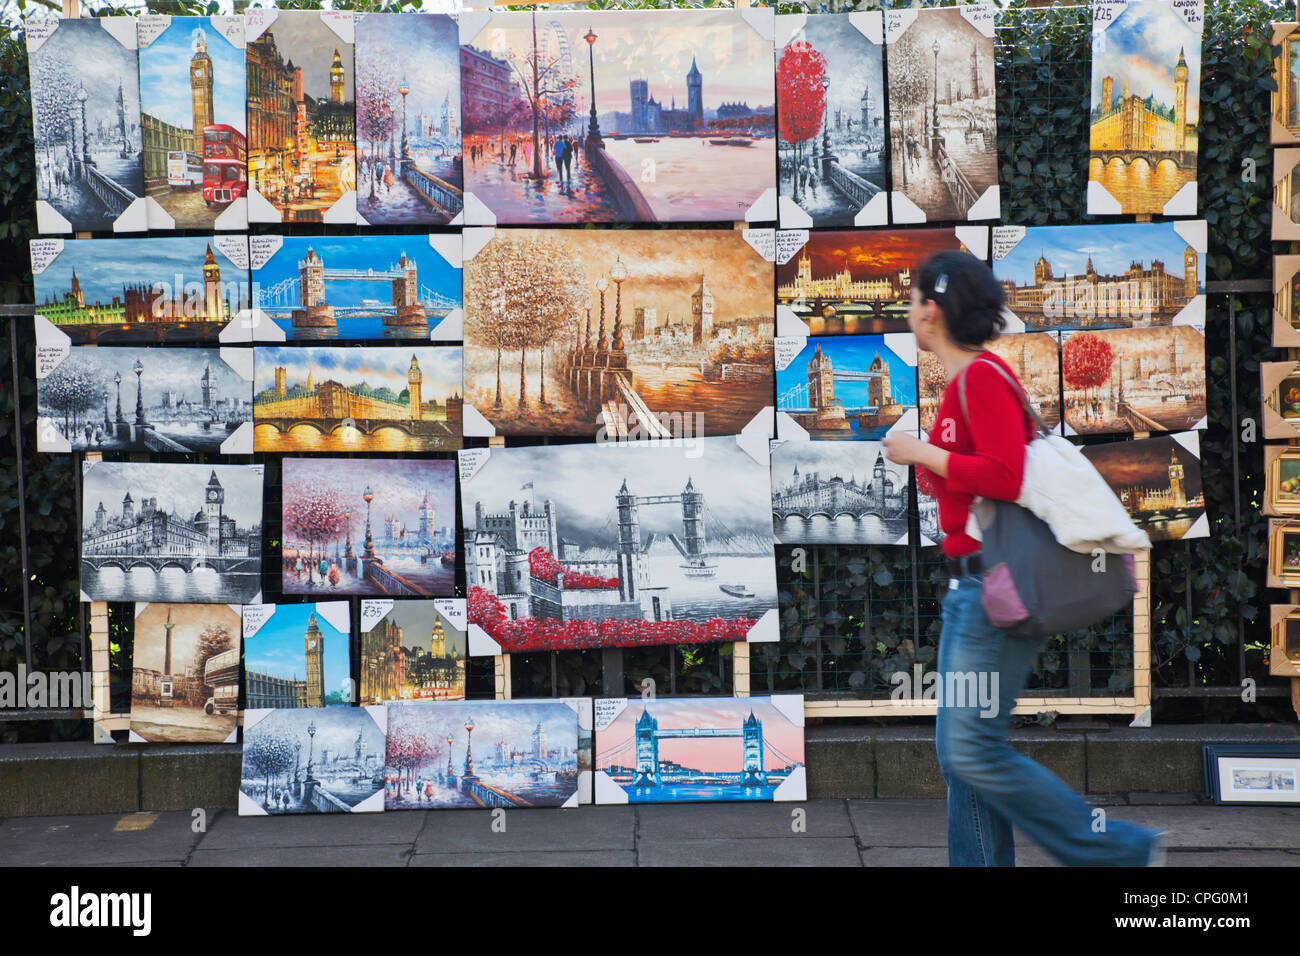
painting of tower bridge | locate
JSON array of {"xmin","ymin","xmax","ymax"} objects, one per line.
[
  {"xmin": 80, "ymin": 462, "xmax": 263, "ymax": 604},
  {"xmin": 1082, "ymin": 433, "xmax": 1207, "ymax": 543},
  {"xmin": 594, "ymin": 696, "xmax": 806, "ymax": 803},
  {"xmin": 776, "ymin": 334, "xmax": 918, "ymax": 440},
  {"xmin": 771, "ymin": 441, "xmax": 910, "ymax": 545},
  {"xmin": 252, "ymin": 236, "xmax": 460, "ymax": 340},
  {"xmin": 460, "ymin": 9, "xmax": 775, "ymax": 224},
  {"xmin": 253, "ymin": 346, "xmax": 463, "ymax": 452},
  {"xmin": 282, "ymin": 458, "xmax": 456, "ymax": 598},
  {"xmin": 461, "ymin": 437, "xmax": 777, "ymax": 652},
  {"xmin": 32, "ymin": 237, "xmax": 248, "ymax": 344},
  {"xmin": 464, "ymin": 228, "xmax": 774, "ymax": 439},
  {"xmin": 37, "ymin": 346, "xmax": 252, "ymax": 454},
  {"xmin": 385, "ymin": 700, "xmax": 581, "ymax": 809}
]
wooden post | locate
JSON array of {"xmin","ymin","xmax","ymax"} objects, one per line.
[{"xmin": 84, "ymin": 450, "xmax": 125, "ymax": 742}]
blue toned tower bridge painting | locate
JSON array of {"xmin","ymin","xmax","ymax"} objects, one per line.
[
  {"xmin": 594, "ymin": 696, "xmax": 806, "ymax": 803},
  {"xmin": 776, "ymin": 333, "xmax": 918, "ymax": 440},
  {"xmin": 384, "ymin": 700, "xmax": 581, "ymax": 809}
]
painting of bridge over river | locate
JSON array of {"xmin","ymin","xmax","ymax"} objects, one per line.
[
  {"xmin": 251, "ymin": 235, "xmax": 461, "ymax": 340},
  {"xmin": 463, "ymin": 227, "xmax": 773, "ymax": 439},
  {"xmin": 385, "ymin": 700, "xmax": 581, "ymax": 809},
  {"xmin": 460, "ymin": 8, "xmax": 775, "ymax": 224},
  {"xmin": 594, "ymin": 696, "xmax": 805, "ymax": 803},
  {"xmin": 771, "ymin": 440, "xmax": 910, "ymax": 545},
  {"xmin": 253, "ymin": 346, "xmax": 462, "ymax": 452},
  {"xmin": 80, "ymin": 462, "xmax": 262, "ymax": 604},
  {"xmin": 240, "ymin": 707, "xmax": 387, "ymax": 815},
  {"xmin": 776, "ymin": 333, "xmax": 918, "ymax": 440},
  {"xmin": 282, "ymin": 458, "xmax": 456, "ymax": 598},
  {"xmin": 1058, "ymin": 325, "xmax": 1206, "ymax": 436},
  {"xmin": 461, "ymin": 436, "xmax": 777, "ymax": 652}
]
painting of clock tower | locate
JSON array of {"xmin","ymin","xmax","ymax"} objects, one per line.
[
  {"xmin": 204, "ymin": 469, "xmax": 224, "ymax": 554},
  {"xmin": 304, "ymin": 612, "xmax": 325, "ymax": 707},
  {"xmin": 190, "ymin": 29, "xmax": 214, "ymax": 158}
]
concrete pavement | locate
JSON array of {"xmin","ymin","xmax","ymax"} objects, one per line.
[{"xmin": 2, "ymin": 796, "xmax": 1297, "ymax": 866}]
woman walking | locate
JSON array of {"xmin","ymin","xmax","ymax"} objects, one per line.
[{"xmin": 881, "ymin": 250, "xmax": 1163, "ymax": 867}]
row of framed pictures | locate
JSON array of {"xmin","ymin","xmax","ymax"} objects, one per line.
[{"xmin": 30, "ymin": 0, "xmax": 1207, "ymax": 235}]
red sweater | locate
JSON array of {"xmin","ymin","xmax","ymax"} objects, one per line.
[{"xmin": 919, "ymin": 352, "xmax": 1036, "ymax": 557}]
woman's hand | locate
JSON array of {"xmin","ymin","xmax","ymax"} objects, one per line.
[{"xmin": 882, "ymin": 430, "xmax": 951, "ymax": 477}]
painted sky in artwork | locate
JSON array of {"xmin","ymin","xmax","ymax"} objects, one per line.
[
  {"xmin": 133, "ymin": 603, "xmax": 240, "ymax": 676},
  {"xmin": 355, "ymin": 13, "xmax": 457, "ymax": 132},
  {"xmin": 49, "ymin": 348, "xmax": 249, "ymax": 410},
  {"xmin": 82, "ymin": 462, "xmax": 262, "ymax": 528},
  {"xmin": 778, "ymin": 229, "xmax": 968, "ymax": 287},
  {"xmin": 259, "ymin": 12, "xmax": 353, "ymax": 102},
  {"xmin": 30, "ymin": 18, "xmax": 141, "ymax": 147},
  {"xmin": 246, "ymin": 706, "xmax": 384, "ymax": 756},
  {"xmin": 254, "ymin": 237, "xmax": 460, "ymax": 307},
  {"xmin": 34, "ymin": 238, "xmax": 244, "ymax": 306},
  {"xmin": 139, "ymin": 18, "xmax": 245, "ymax": 133},
  {"xmin": 462, "ymin": 435, "xmax": 773, "ymax": 547},
  {"xmin": 770, "ymin": 440, "xmax": 900, "ymax": 490},
  {"xmin": 1092, "ymin": 2, "xmax": 1201, "ymax": 119},
  {"xmin": 253, "ymin": 346, "xmax": 461, "ymax": 398},
  {"xmin": 244, "ymin": 602, "xmax": 350, "ymax": 695},
  {"xmin": 997, "ymin": 223, "xmax": 1204, "ymax": 288},
  {"xmin": 786, "ymin": 14, "xmax": 883, "ymax": 133},
  {"xmin": 778, "ymin": 335, "xmax": 919, "ymax": 410},
  {"xmin": 387, "ymin": 700, "xmax": 578, "ymax": 757},
  {"xmin": 1083, "ymin": 435, "xmax": 1203, "ymax": 498},
  {"xmin": 283, "ymin": 458, "xmax": 455, "ymax": 535},
  {"xmin": 887, "ymin": 7, "xmax": 993, "ymax": 98},
  {"xmin": 467, "ymin": 9, "xmax": 773, "ymax": 114},
  {"xmin": 371, "ymin": 601, "xmax": 466, "ymax": 656},
  {"xmin": 598, "ymin": 698, "xmax": 803, "ymax": 771}
]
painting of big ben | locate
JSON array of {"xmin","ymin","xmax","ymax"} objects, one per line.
[
  {"xmin": 138, "ymin": 16, "xmax": 248, "ymax": 230},
  {"xmin": 241, "ymin": 602, "xmax": 352, "ymax": 708},
  {"xmin": 1087, "ymin": 0, "xmax": 1204, "ymax": 216}
]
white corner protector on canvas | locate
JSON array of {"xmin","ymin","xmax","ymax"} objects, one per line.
[
  {"xmin": 244, "ymin": 187, "xmax": 282, "ymax": 224},
  {"xmin": 35, "ymin": 202, "xmax": 72, "ymax": 235},
  {"xmin": 240, "ymin": 603, "xmax": 276, "ymax": 639},
  {"xmin": 1086, "ymin": 180, "xmax": 1124, "ymax": 216},
  {"xmin": 775, "ymin": 12, "xmax": 807, "ymax": 49},
  {"xmin": 459, "ymin": 9, "xmax": 493, "ymax": 48},
  {"xmin": 745, "ymin": 608, "xmax": 779, "ymax": 643},
  {"xmin": 99, "ymin": 14, "xmax": 138, "ymax": 49},
  {"xmin": 461, "ymin": 226, "xmax": 494, "ymax": 263},
  {"xmin": 459, "ymin": 447, "xmax": 490, "ymax": 484},
  {"xmin": 883, "ymin": 7, "xmax": 919, "ymax": 43},
  {"xmin": 466, "ymin": 623, "xmax": 501, "ymax": 658},
  {"xmin": 774, "ymin": 766, "xmax": 808, "ymax": 801},
  {"xmin": 741, "ymin": 406, "xmax": 775, "ymax": 442},
  {"xmin": 777, "ymin": 197, "xmax": 813, "ymax": 229},
  {"xmin": 745, "ymin": 188, "xmax": 779, "ymax": 224},
  {"xmin": 212, "ymin": 15, "xmax": 245, "ymax": 49},
  {"xmin": 955, "ymin": 225, "xmax": 991, "ymax": 261},
  {"xmin": 854, "ymin": 192, "xmax": 889, "ymax": 227},
  {"xmin": 776, "ymin": 305, "xmax": 811, "ymax": 338},
  {"xmin": 218, "ymin": 347, "xmax": 255, "ymax": 454},
  {"xmin": 461, "ymin": 192, "xmax": 497, "ymax": 227},
  {"xmin": 776, "ymin": 410, "xmax": 811, "ymax": 441},
  {"xmin": 244, "ymin": 7, "xmax": 278, "ymax": 42},
  {"xmin": 774, "ymin": 335, "xmax": 806, "ymax": 373},
  {"xmin": 144, "ymin": 197, "xmax": 176, "ymax": 231},
  {"xmin": 774, "ymin": 229, "xmax": 808, "ymax": 266},
  {"xmin": 35, "ymin": 316, "xmax": 72, "ymax": 452},
  {"xmin": 324, "ymin": 190, "xmax": 357, "ymax": 225},
  {"xmin": 742, "ymin": 228, "xmax": 776, "ymax": 262},
  {"xmin": 360, "ymin": 599, "xmax": 393, "ymax": 633},
  {"xmin": 886, "ymin": 407, "xmax": 920, "ymax": 439},
  {"xmin": 966, "ymin": 186, "xmax": 1000, "ymax": 223},
  {"xmin": 429, "ymin": 232, "xmax": 462, "ymax": 269},
  {"xmin": 315, "ymin": 601, "xmax": 351, "ymax": 636},
  {"xmin": 435, "ymin": 597, "xmax": 466, "ymax": 633},
  {"xmin": 741, "ymin": 5, "xmax": 775, "ymax": 43},
  {"xmin": 431, "ymin": 308, "xmax": 463, "ymax": 342},
  {"xmin": 961, "ymin": 4, "xmax": 998, "ymax": 38},
  {"xmin": 890, "ymin": 191, "xmax": 927, "ymax": 225},
  {"xmin": 461, "ymin": 403, "xmax": 496, "ymax": 437},
  {"xmin": 111, "ymin": 199, "xmax": 149, "ymax": 234},
  {"xmin": 320, "ymin": 10, "xmax": 355, "ymax": 45},
  {"xmin": 883, "ymin": 332, "xmax": 918, "ymax": 367},
  {"xmin": 1162, "ymin": 181, "xmax": 1198, "ymax": 218}
]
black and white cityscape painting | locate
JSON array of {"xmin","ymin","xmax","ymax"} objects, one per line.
[
  {"xmin": 80, "ymin": 461, "xmax": 263, "ymax": 604},
  {"xmin": 770, "ymin": 440, "xmax": 910, "ymax": 545},
  {"xmin": 28, "ymin": 17, "xmax": 146, "ymax": 233},
  {"xmin": 240, "ymin": 706, "xmax": 387, "ymax": 815},
  {"xmin": 37, "ymin": 345, "xmax": 252, "ymax": 454}
]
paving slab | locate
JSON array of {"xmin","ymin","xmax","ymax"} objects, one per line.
[
  {"xmin": 1166, "ymin": 849, "xmax": 1300, "ymax": 866},
  {"xmin": 413, "ymin": 805, "xmax": 635, "ymax": 854},
  {"xmin": 0, "ymin": 811, "xmax": 203, "ymax": 866},
  {"xmin": 860, "ymin": 846, "xmax": 949, "ymax": 866},
  {"xmin": 410, "ymin": 850, "xmax": 636, "ymax": 867},
  {"xmin": 634, "ymin": 799, "xmax": 852, "ymax": 841},
  {"xmin": 638, "ymin": 836, "xmax": 861, "ymax": 866},
  {"xmin": 1102, "ymin": 806, "xmax": 1300, "ymax": 849},
  {"xmin": 848, "ymin": 798, "xmax": 948, "ymax": 848},
  {"xmin": 188, "ymin": 845, "xmax": 411, "ymax": 866},
  {"xmin": 196, "ymin": 809, "xmax": 426, "ymax": 850}
]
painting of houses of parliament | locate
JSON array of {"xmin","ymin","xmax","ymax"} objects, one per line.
[
  {"xmin": 253, "ymin": 346, "xmax": 463, "ymax": 452},
  {"xmin": 359, "ymin": 601, "xmax": 466, "ymax": 705},
  {"xmin": 918, "ymin": 332, "xmax": 1061, "ymax": 435},
  {"xmin": 770, "ymin": 440, "xmax": 910, "ymax": 546},
  {"xmin": 1082, "ymin": 433, "xmax": 1207, "ymax": 542},
  {"xmin": 994, "ymin": 222, "xmax": 1204, "ymax": 332},
  {"xmin": 1087, "ymin": 0, "xmax": 1203, "ymax": 215}
]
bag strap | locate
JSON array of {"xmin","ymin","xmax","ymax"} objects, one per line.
[{"xmin": 956, "ymin": 354, "xmax": 1050, "ymax": 438}]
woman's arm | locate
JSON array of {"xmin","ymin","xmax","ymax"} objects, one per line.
[{"xmin": 942, "ymin": 362, "xmax": 1028, "ymax": 502}]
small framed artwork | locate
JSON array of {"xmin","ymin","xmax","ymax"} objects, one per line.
[
  {"xmin": 1268, "ymin": 605, "xmax": 1300, "ymax": 678},
  {"xmin": 1272, "ymin": 255, "xmax": 1300, "ymax": 347},
  {"xmin": 1203, "ymin": 744, "xmax": 1300, "ymax": 806},
  {"xmin": 1272, "ymin": 23, "xmax": 1300, "ymax": 145},
  {"xmin": 1267, "ymin": 518, "xmax": 1300, "ymax": 589},
  {"xmin": 1260, "ymin": 361, "xmax": 1300, "ymax": 438},
  {"xmin": 1273, "ymin": 148, "xmax": 1300, "ymax": 240},
  {"xmin": 1265, "ymin": 445, "xmax": 1300, "ymax": 517}
]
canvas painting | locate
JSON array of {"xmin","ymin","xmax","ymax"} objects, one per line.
[
  {"xmin": 80, "ymin": 462, "xmax": 263, "ymax": 604},
  {"xmin": 593, "ymin": 696, "xmax": 806, "ymax": 804},
  {"xmin": 1273, "ymin": 255, "xmax": 1300, "ymax": 348},
  {"xmin": 1080, "ymin": 432, "xmax": 1207, "ymax": 543},
  {"xmin": 1058, "ymin": 324, "xmax": 1206, "ymax": 436},
  {"xmin": 993, "ymin": 221, "xmax": 1206, "ymax": 333},
  {"xmin": 245, "ymin": 9, "xmax": 356, "ymax": 224},
  {"xmin": 770, "ymin": 440, "xmax": 909, "ymax": 546},
  {"xmin": 358, "ymin": 599, "xmax": 467, "ymax": 704},
  {"xmin": 1273, "ymin": 23, "xmax": 1300, "ymax": 145},
  {"xmin": 1261, "ymin": 361, "xmax": 1300, "ymax": 439},
  {"xmin": 27, "ymin": 17, "xmax": 146, "ymax": 233},
  {"xmin": 777, "ymin": 227, "xmax": 988, "ymax": 336},
  {"xmin": 385, "ymin": 699, "xmax": 586, "ymax": 809},
  {"xmin": 252, "ymin": 345, "xmax": 463, "ymax": 452},
  {"xmin": 775, "ymin": 333, "xmax": 919, "ymax": 440},
  {"xmin": 459, "ymin": 8, "xmax": 776, "ymax": 225},
  {"xmin": 1088, "ymin": 0, "xmax": 1203, "ymax": 216},
  {"xmin": 138, "ymin": 15, "xmax": 248, "ymax": 230},
  {"xmin": 247, "ymin": 234, "xmax": 462, "ymax": 342},
  {"xmin": 1268, "ymin": 606, "xmax": 1300, "ymax": 678},
  {"xmin": 776, "ymin": 12, "xmax": 887, "ymax": 228},
  {"xmin": 462, "ymin": 227, "xmax": 774, "ymax": 440},
  {"xmin": 281, "ymin": 458, "xmax": 456, "ymax": 598},
  {"xmin": 239, "ymin": 706, "xmax": 386, "ymax": 815},
  {"xmin": 355, "ymin": 13, "xmax": 462, "ymax": 225},
  {"xmin": 884, "ymin": 6, "xmax": 999, "ymax": 223},
  {"xmin": 129, "ymin": 602, "xmax": 241, "ymax": 744},
  {"xmin": 35, "ymin": 335, "xmax": 252, "ymax": 455},
  {"xmin": 916, "ymin": 469, "xmax": 943, "ymax": 546},
  {"xmin": 460, "ymin": 435, "xmax": 779, "ymax": 654},
  {"xmin": 918, "ymin": 332, "xmax": 1061, "ymax": 436},
  {"xmin": 241, "ymin": 602, "xmax": 352, "ymax": 709},
  {"xmin": 31, "ymin": 236, "xmax": 250, "ymax": 345}
]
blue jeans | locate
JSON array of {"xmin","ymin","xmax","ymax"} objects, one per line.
[{"xmin": 935, "ymin": 573, "xmax": 1159, "ymax": 866}]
